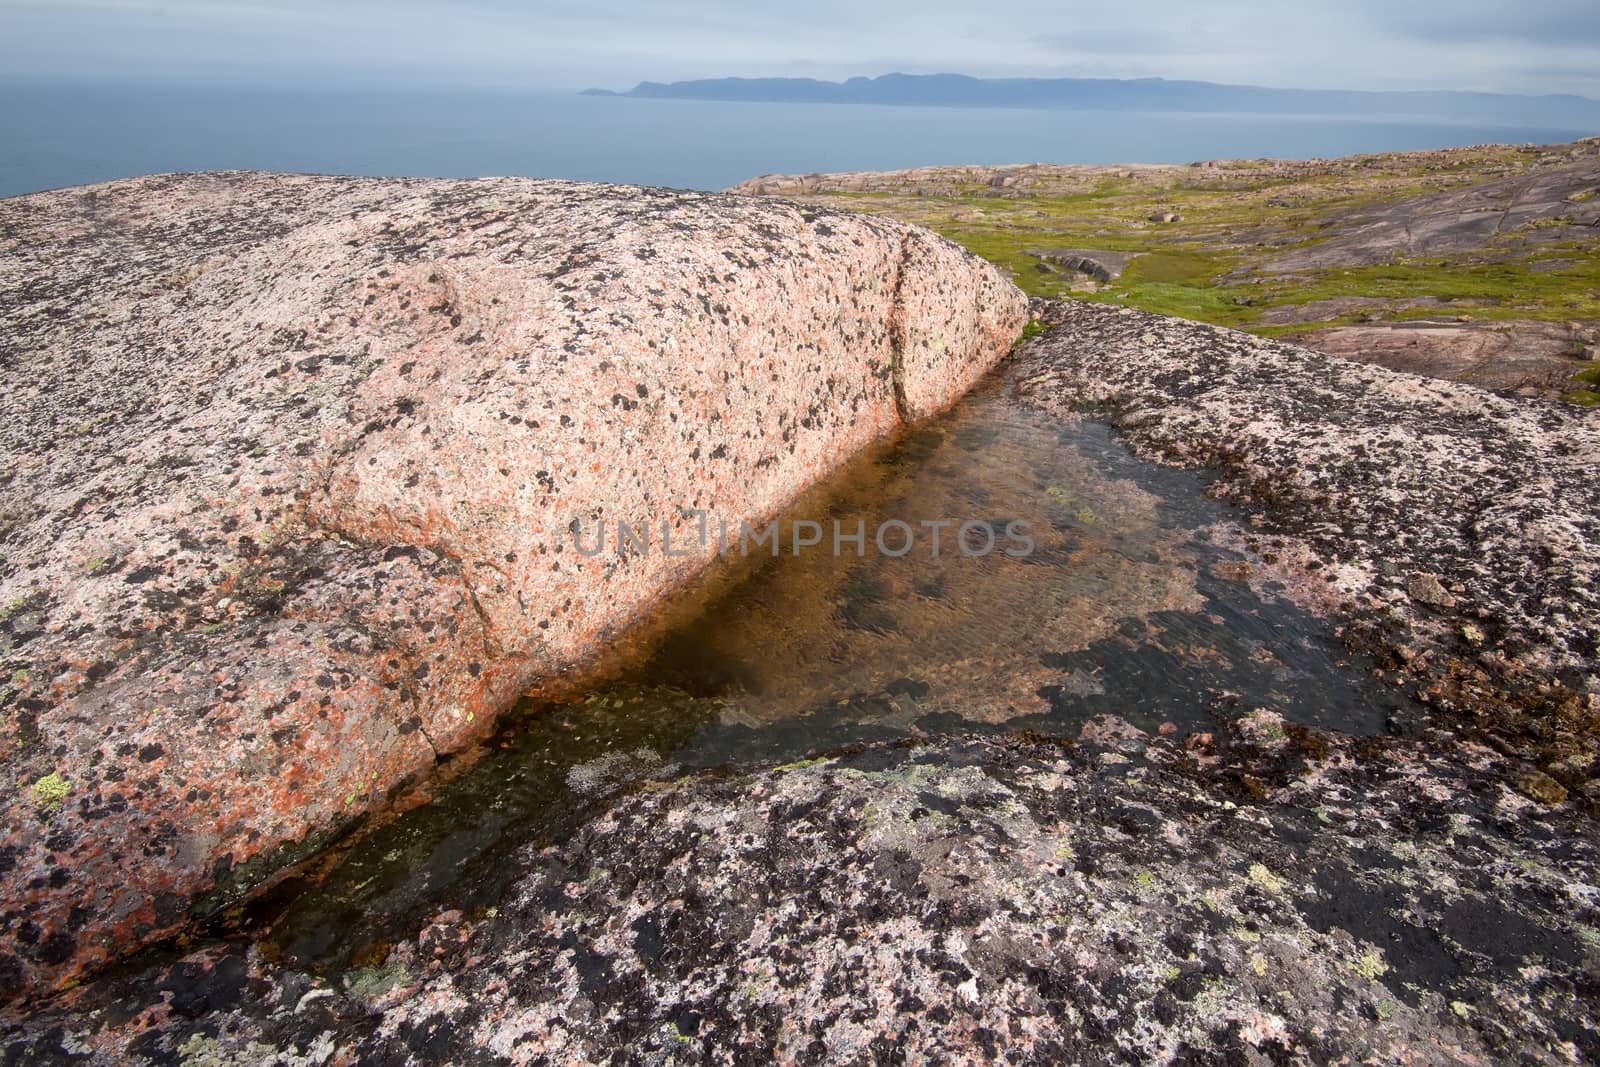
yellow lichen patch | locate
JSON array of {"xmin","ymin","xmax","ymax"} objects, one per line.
[
  {"xmin": 1246, "ymin": 863, "xmax": 1285, "ymax": 894},
  {"xmin": 30, "ymin": 771, "xmax": 70, "ymax": 811},
  {"xmin": 1352, "ymin": 948, "xmax": 1389, "ymax": 980}
]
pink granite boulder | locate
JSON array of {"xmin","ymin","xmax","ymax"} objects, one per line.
[{"xmin": 0, "ymin": 172, "xmax": 1025, "ymax": 1000}]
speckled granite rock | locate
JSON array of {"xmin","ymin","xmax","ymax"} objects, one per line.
[
  {"xmin": 5, "ymin": 288, "xmax": 1598, "ymax": 1062},
  {"xmin": 1014, "ymin": 300, "xmax": 1599, "ymax": 764},
  {"xmin": 5, "ymin": 725, "xmax": 1597, "ymax": 1064},
  {"xmin": 0, "ymin": 172, "xmax": 1025, "ymax": 1001}
]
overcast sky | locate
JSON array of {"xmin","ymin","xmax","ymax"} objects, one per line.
[{"xmin": 4, "ymin": 0, "xmax": 1599, "ymax": 98}]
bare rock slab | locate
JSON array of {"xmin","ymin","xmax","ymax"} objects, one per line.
[
  {"xmin": 7, "ymin": 728, "xmax": 1598, "ymax": 1063},
  {"xmin": 1286, "ymin": 318, "xmax": 1597, "ymax": 400},
  {"xmin": 0, "ymin": 172, "xmax": 1025, "ymax": 999},
  {"xmin": 1027, "ymin": 248, "xmax": 1141, "ymax": 282}
]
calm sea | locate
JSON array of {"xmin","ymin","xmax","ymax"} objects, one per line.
[{"xmin": 2, "ymin": 81, "xmax": 1594, "ymax": 198}]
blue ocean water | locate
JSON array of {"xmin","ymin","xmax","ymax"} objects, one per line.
[{"xmin": 1, "ymin": 80, "xmax": 1594, "ymax": 198}]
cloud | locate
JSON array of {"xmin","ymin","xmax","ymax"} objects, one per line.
[
  {"xmin": 0, "ymin": 0, "xmax": 1596, "ymax": 97},
  {"xmin": 1369, "ymin": 0, "xmax": 1600, "ymax": 46},
  {"xmin": 1031, "ymin": 29, "xmax": 1185, "ymax": 55}
]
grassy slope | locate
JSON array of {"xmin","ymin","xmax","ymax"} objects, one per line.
[{"xmin": 796, "ymin": 144, "xmax": 1600, "ymax": 399}]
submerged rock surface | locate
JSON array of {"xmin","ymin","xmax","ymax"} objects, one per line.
[
  {"xmin": 0, "ymin": 173, "xmax": 1024, "ymax": 999},
  {"xmin": 1017, "ymin": 300, "xmax": 1599, "ymax": 738}
]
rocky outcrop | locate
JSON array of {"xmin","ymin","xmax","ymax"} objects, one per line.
[
  {"xmin": 1252, "ymin": 154, "xmax": 1600, "ymax": 274},
  {"xmin": 1016, "ymin": 300, "xmax": 1599, "ymax": 765},
  {"xmin": 6, "ymin": 724, "xmax": 1597, "ymax": 1063},
  {"xmin": 3, "ymin": 294, "xmax": 1597, "ymax": 1062},
  {"xmin": 1028, "ymin": 249, "xmax": 1140, "ymax": 283},
  {"xmin": 1284, "ymin": 318, "xmax": 1598, "ymax": 400},
  {"xmin": 730, "ymin": 141, "xmax": 1600, "ymax": 393},
  {"xmin": 0, "ymin": 172, "xmax": 1025, "ymax": 1000}
]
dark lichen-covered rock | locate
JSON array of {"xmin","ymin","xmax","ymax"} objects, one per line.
[
  {"xmin": 1014, "ymin": 301, "xmax": 1599, "ymax": 762},
  {"xmin": 5, "ymin": 726, "xmax": 1597, "ymax": 1063},
  {"xmin": 0, "ymin": 173, "xmax": 1024, "ymax": 1001}
]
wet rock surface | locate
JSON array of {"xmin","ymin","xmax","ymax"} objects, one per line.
[
  {"xmin": 5, "ymin": 724, "xmax": 1597, "ymax": 1064},
  {"xmin": 0, "ymin": 172, "xmax": 1024, "ymax": 1000},
  {"xmin": 223, "ymin": 386, "xmax": 1413, "ymax": 979},
  {"xmin": 1016, "ymin": 299, "xmax": 1599, "ymax": 786}
]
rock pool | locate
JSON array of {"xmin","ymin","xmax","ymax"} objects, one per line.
[{"xmin": 228, "ymin": 376, "xmax": 1416, "ymax": 971}]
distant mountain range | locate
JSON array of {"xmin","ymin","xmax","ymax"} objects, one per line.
[{"xmin": 581, "ymin": 74, "xmax": 1600, "ymax": 126}]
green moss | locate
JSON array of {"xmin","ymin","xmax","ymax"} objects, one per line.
[
  {"xmin": 1121, "ymin": 251, "xmax": 1232, "ymax": 286},
  {"xmin": 1088, "ymin": 283, "xmax": 1254, "ymax": 326},
  {"xmin": 1017, "ymin": 319, "xmax": 1053, "ymax": 344},
  {"xmin": 1561, "ymin": 389, "xmax": 1600, "ymax": 407},
  {"xmin": 772, "ymin": 757, "xmax": 827, "ymax": 772},
  {"xmin": 1247, "ymin": 257, "xmax": 1600, "ymax": 323}
]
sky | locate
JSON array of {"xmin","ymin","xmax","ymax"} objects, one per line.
[{"xmin": 3, "ymin": 0, "xmax": 1599, "ymax": 98}]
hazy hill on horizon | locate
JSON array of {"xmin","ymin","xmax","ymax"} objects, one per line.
[{"xmin": 582, "ymin": 72, "xmax": 1600, "ymax": 125}]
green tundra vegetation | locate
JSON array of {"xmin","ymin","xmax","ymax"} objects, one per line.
[{"xmin": 777, "ymin": 140, "xmax": 1600, "ymax": 400}]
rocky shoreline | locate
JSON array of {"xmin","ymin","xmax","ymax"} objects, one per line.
[{"xmin": 731, "ymin": 138, "xmax": 1600, "ymax": 405}]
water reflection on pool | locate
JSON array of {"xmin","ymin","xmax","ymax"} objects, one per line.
[{"xmin": 235, "ymin": 377, "xmax": 1413, "ymax": 970}]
